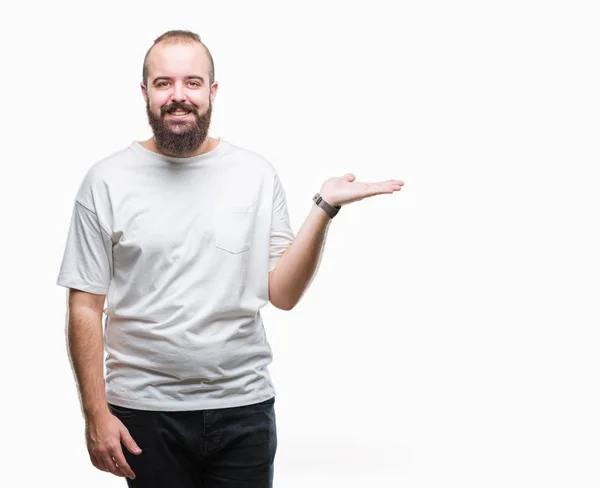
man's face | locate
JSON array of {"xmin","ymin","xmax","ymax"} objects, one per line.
[{"xmin": 142, "ymin": 42, "xmax": 217, "ymax": 156}]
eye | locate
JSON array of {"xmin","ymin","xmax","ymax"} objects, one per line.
[
  {"xmin": 156, "ymin": 81, "xmax": 170, "ymax": 87},
  {"xmin": 188, "ymin": 81, "xmax": 201, "ymax": 87}
]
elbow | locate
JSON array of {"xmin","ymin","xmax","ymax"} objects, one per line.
[
  {"xmin": 272, "ymin": 300, "xmax": 296, "ymax": 311},
  {"xmin": 268, "ymin": 287, "xmax": 297, "ymax": 311},
  {"xmin": 268, "ymin": 266, "xmax": 297, "ymax": 311},
  {"xmin": 269, "ymin": 291, "xmax": 296, "ymax": 311}
]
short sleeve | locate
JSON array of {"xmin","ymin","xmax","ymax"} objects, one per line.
[
  {"xmin": 56, "ymin": 201, "xmax": 113, "ymax": 295},
  {"xmin": 269, "ymin": 173, "xmax": 295, "ymax": 272}
]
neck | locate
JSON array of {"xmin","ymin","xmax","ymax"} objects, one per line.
[{"xmin": 141, "ymin": 136, "xmax": 218, "ymax": 158}]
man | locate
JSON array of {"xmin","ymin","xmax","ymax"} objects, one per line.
[{"xmin": 56, "ymin": 30, "xmax": 404, "ymax": 487}]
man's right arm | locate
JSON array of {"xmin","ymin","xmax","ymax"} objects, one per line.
[
  {"xmin": 66, "ymin": 288, "xmax": 141, "ymax": 479},
  {"xmin": 67, "ymin": 288, "xmax": 110, "ymax": 419}
]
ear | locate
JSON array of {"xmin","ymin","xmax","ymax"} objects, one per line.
[
  {"xmin": 210, "ymin": 81, "xmax": 219, "ymax": 103},
  {"xmin": 140, "ymin": 82, "xmax": 148, "ymax": 103}
]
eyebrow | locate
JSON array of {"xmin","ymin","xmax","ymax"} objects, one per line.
[{"xmin": 152, "ymin": 76, "xmax": 205, "ymax": 84}]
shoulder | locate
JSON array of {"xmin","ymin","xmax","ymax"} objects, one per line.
[
  {"xmin": 74, "ymin": 144, "xmax": 134, "ymax": 207},
  {"xmin": 222, "ymin": 140, "xmax": 278, "ymax": 177},
  {"xmin": 86, "ymin": 144, "xmax": 136, "ymax": 178}
]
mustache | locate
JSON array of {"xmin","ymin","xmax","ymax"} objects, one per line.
[{"xmin": 161, "ymin": 102, "xmax": 197, "ymax": 115}]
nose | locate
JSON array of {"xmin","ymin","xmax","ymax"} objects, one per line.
[{"xmin": 170, "ymin": 81, "xmax": 187, "ymax": 103}]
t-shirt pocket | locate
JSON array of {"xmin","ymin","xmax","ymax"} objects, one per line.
[{"xmin": 215, "ymin": 203, "xmax": 254, "ymax": 254}]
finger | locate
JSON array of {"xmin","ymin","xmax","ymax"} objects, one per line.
[
  {"xmin": 120, "ymin": 426, "xmax": 143, "ymax": 455},
  {"xmin": 89, "ymin": 452, "xmax": 106, "ymax": 472},
  {"xmin": 95, "ymin": 454, "xmax": 111, "ymax": 473},
  {"xmin": 342, "ymin": 173, "xmax": 355, "ymax": 182},
  {"xmin": 112, "ymin": 448, "xmax": 137, "ymax": 480},
  {"xmin": 101, "ymin": 453, "xmax": 127, "ymax": 477},
  {"xmin": 383, "ymin": 180, "xmax": 404, "ymax": 190},
  {"xmin": 364, "ymin": 182, "xmax": 399, "ymax": 196}
]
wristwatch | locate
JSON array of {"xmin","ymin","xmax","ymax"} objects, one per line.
[{"xmin": 313, "ymin": 193, "xmax": 341, "ymax": 219}]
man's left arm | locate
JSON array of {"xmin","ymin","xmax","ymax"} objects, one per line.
[
  {"xmin": 268, "ymin": 172, "xmax": 404, "ymax": 311},
  {"xmin": 268, "ymin": 203, "xmax": 331, "ymax": 311}
]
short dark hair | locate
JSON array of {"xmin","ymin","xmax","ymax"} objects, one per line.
[{"xmin": 142, "ymin": 30, "xmax": 215, "ymax": 87}]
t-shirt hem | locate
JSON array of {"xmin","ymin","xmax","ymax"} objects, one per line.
[
  {"xmin": 106, "ymin": 389, "xmax": 276, "ymax": 412},
  {"xmin": 56, "ymin": 275, "xmax": 108, "ymax": 295}
]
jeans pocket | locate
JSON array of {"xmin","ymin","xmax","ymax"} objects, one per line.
[{"xmin": 108, "ymin": 403, "xmax": 138, "ymax": 420}]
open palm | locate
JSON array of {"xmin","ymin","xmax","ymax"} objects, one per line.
[{"xmin": 320, "ymin": 173, "xmax": 404, "ymax": 207}]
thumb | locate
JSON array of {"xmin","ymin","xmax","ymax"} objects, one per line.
[
  {"xmin": 120, "ymin": 426, "xmax": 142, "ymax": 455},
  {"xmin": 342, "ymin": 173, "xmax": 355, "ymax": 182}
]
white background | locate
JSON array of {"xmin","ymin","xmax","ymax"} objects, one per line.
[{"xmin": 1, "ymin": 0, "xmax": 599, "ymax": 486}]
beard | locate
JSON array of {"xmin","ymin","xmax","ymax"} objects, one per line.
[{"xmin": 146, "ymin": 99, "xmax": 212, "ymax": 157}]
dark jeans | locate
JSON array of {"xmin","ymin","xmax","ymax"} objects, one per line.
[{"xmin": 107, "ymin": 397, "xmax": 277, "ymax": 488}]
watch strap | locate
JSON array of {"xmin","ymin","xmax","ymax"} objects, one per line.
[{"xmin": 313, "ymin": 193, "xmax": 341, "ymax": 218}]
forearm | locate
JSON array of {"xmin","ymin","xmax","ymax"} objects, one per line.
[
  {"xmin": 269, "ymin": 203, "xmax": 332, "ymax": 310},
  {"xmin": 67, "ymin": 306, "xmax": 109, "ymax": 419}
]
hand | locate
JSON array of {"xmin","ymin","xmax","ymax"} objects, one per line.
[
  {"xmin": 319, "ymin": 173, "xmax": 404, "ymax": 207},
  {"xmin": 85, "ymin": 410, "xmax": 142, "ymax": 479}
]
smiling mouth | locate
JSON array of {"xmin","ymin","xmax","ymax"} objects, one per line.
[{"xmin": 167, "ymin": 110, "xmax": 192, "ymax": 118}]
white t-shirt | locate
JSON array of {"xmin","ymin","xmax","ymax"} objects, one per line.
[{"xmin": 56, "ymin": 138, "xmax": 295, "ymax": 411}]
